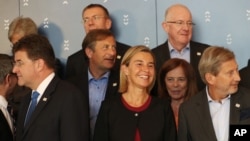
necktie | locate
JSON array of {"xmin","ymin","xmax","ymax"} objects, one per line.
[
  {"xmin": 25, "ymin": 91, "xmax": 39, "ymax": 126},
  {"xmin": 7, "ymin": 103, "xmax": 15, "ymax": 134}
]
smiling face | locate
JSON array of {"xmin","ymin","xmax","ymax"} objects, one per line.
[
  {"xmin": 123, "ymin": 52, "xmax": 155, "ymax": 90},
  {"xmin": 162, "ymin": 5, "xmax": 193, "ymax": 50},
  {"xmin": 85, "ymin": 36, "xmax": 116, "ymax": 73},
  {"xmin": 165, "ymin": 66, "xmax": 187, "ymax": 101}
]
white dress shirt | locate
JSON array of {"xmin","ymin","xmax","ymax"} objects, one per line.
[{"xmin": 0, "ymin": 95, "xmax": 14, "ymax": 133}]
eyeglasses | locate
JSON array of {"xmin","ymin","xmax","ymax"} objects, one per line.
[
  {"xmin": 166, "ymin": 20, "xmax": 195, "ymax": 27},
  {"xmin": 82, "ymin": 15, "xmax": 106, "ymax": 23}
]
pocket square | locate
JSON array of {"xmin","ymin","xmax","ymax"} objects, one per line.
[{"xmin": 240, "ymin": 107, "xmax": 250, "ymax": 121}]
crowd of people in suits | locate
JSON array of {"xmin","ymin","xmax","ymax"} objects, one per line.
[{"xmin": 1, "ymin": 2, "xmax": 250, "ymax": 141}]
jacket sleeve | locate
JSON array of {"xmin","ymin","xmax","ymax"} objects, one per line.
[{"xmin": 60, "ymin": 85, "xmax": 90, "ymax": 141}]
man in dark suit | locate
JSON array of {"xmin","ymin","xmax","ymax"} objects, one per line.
[
  {"xmin": 7, "ymin": 17, "xmax": 64, "ymax": 126},
  {"xmin": 178, "ymin": 46, "xmax": 250, "ymax": 141},
  {"xmin": 67, "ymin": 29, "xmax": 119, "ymax": 139},
  {"xmin": 239, "ymin": 59, "xmax": 250, "ymax": 89},
  {"xmin": 0, "ymin": 54, "xmax": 16, "ymax": 141},
  {"xmin": 152, "ymin": 4, "xmax": 209, "ymax": 94},
  {"xmin": 12, "ymin": 34, "xmax": 89, "ymax": 141},
  {"xmin": 65, "ymin": 4, "xmax": 130, "ymax": 79}
]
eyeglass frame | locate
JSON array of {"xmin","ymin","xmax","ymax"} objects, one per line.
[
  {"xmin": 82, "ymin": 15, "xmax": 107, "ymax": 24},
  {"xmin": 12, "ymin": 59, "xmax": 38, "ymax": 68},
  {"xmin": 165, "ymin": 20, "xmax": 195, "ymax": 27}
]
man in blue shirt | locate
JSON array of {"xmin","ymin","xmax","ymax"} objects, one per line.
[{"xmin": 67, "ymin": 29, "xmax": 119, "ymax": 139}]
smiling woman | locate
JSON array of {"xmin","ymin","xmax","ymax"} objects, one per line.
[{"xmin": 93, "ymin": 45, "xmax": 177, "ymax": 141}]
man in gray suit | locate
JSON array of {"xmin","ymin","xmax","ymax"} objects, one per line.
[{"xmin": 178, "ymin": 46, "xmax": 250, "ymax": 141}]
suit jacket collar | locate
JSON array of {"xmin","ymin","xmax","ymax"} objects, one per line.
[
  {"xmin": 77, "ymin": 67, "xmax": 119, "ymax": 105},
  {"xmin": 195, "ymin": 89, "xmax": 217, "ymax": 140},
  {"xmin": 195, "ymin": 88, "xmax": 245, "ymax": 140},
  {"xmin": 229, "ymin": 90, "xmax": 241, "ymax": 124},
  {"xmin": 161, "ymin": 40, "xmax": 203, "ymax": 65},
  {"xmin": 0, "ymin": 110, "xmax": 13, "ymax": 136}
]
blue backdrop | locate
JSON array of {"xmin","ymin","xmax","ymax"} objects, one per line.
[{"xmin": 1, "ymin": 0, "xmax": 250, "ymax": 69}]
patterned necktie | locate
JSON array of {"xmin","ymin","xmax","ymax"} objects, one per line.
[{"xmin": 25, "ymin": 91, "xmax": 39, "ymax": 126}]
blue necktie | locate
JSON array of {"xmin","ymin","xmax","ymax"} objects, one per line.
[{"xmin": 25, "ymin": 91, "xmax": 39, "ymax": 126}]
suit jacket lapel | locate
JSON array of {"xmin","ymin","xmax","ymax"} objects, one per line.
[
  {"xmin": 18, "ymin": 91, "xmax": 32, "ymax": 130},
  {"xmin": 23, "ymin": 76, "xmax": 59, "ymax": 135},
  {"xmin": 230, "ymin": 92, "xmax": 241, "ymax": 124},
  {"xmin": 190, "ymin": 41, "xmax": 202, "ymax": 68},
  {"xmin": 104, "ymin": 69, "xmax": 119, "ymax": 99},
  {"xmin": 195, "ymin": 90, "xmax": 217, "ymax": 140},
  {"xmin": 0, "ymin": 110, "xmax": 13, "ymax": 135},
  {"xmin": 81, "ymin": 67, "xmax": 90, "ymax": 106},
  {"xmin": 162, "ymin": 41, "xmax": 171, "ymax": 61}
]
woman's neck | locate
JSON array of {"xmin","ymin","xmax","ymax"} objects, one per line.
[{"xmin": 122, "ymin": 88, "xmax": 149, "ymax": 107}]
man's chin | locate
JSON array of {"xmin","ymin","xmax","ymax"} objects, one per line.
[
  {"xmin": 17, "ymin": 81, "xmax": 25, "ymax": 86},
  {"xmin": 229, "ymin": 87, "xmax": 239, "ymax": 95}
]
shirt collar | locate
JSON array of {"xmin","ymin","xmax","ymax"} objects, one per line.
[
  {"xmin": 0, "ymin": 95, "xmax": 8, "ymax": 108},
  {"xmin": 88, "ymin": 69, "xmax": 110, "ymax": 81},
  {"xmin": 168, "ymin": 41, "xmax": 190, "ymax": 53},
  {"xmin": 206, "ymin": 86, "xmax": 231, "ymax": 103},
  {"xmin": 35, "ymin": 72, "xmax": 55, "ymax": 96}
]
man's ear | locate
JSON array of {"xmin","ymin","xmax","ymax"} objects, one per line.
[
  {"xmin": 85, "ymin": 47, "xmax": 93, "ymax": 59},
  {"xmin": 205, "ymin": 73, "xmax": 215, "ymax": 85},
  {"xmin": 35, "ymin": 59, "xmax": 45, "ymax": 72},
  {"xmin": 162, "ymin": 21, "xmax": 170, "ymax": 33},
  {"xmin": 4, "ymin": 74, "xmax": 16, "ymax": 87},
  {"xmin": 106, "ymin": 18, "xmax": 112, "ymax": 30},
  {"xmin": 4, "ymin": 74, "xmax": 11, "ymax": 86}
]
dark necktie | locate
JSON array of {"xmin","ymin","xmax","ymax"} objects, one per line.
[
  {"xmin": 25, "ymin": 91, "xmax": 39, "ymax": 126},
  {"xmin": 7, "ymin": 103, "xmax": 15, "ymax": 135}
]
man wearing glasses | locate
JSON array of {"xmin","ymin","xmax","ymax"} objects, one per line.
[
  {"xmin": 152, "ymin": 4, "xmax": 209, "ymax": 94},
  {"xmin": 65, "ymin": 4, "xmax": 130, "ymax": 140},
  {"xmin": 65, "ymin": 4, "xmax": 130, "ymax": 79}
]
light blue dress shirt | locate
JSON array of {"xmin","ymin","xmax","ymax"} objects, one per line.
[
  {"xmin": 206, "ymin": 87, "xmax": 230, "ymax": 141},
  {"xmin": 168, "ymin": 42, "xmax": 190, "ymax": 63},
  {"xmin": 88, "ymin": 70, "xmax": 110, "ymax": 137}
]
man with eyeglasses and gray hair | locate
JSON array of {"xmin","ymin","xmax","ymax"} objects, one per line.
[{"xmin": 151, "ymin": 4, "xmax": 209, "ymax": 95}]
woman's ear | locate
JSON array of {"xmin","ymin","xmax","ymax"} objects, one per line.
[{"xmin": 121, "ymin": 65, "xmax": 129, "ymax": 75}]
